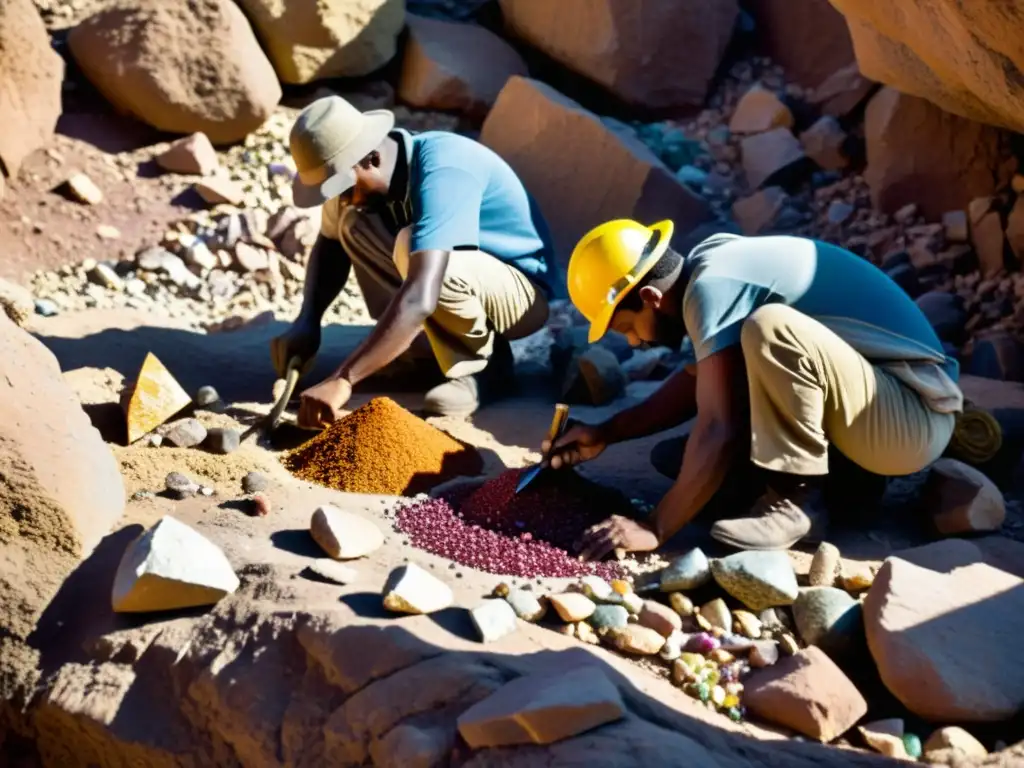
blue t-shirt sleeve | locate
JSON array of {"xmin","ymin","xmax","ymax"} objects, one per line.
[
  {"xmin": 409, "ymin": 166, "xmax": 484, "ymax": 253},
  {"xmin": 683, "ymin": 275, "xmax": 769, "ymax": 360}
]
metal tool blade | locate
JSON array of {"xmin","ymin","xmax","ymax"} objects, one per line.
[{"xmin": 515, "ymin": 403, "xmax": 570, "ymax": 494}]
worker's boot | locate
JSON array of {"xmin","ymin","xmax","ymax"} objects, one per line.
[
  {"xmin": 423, "ymin": 336, "xmax": 516, "ymax": 417},
  {"xmin": 710, "ymin": 482, "xmax": 828, "ymax": 551}
]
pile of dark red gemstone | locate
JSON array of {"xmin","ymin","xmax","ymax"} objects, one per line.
[{"xmin": 394, "ymin": 468, "xmax": 635, "ymax": 579}]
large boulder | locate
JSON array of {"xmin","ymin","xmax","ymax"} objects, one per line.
[
  {"xmin": 0, "ymin": 0, "xmax": 63, "ymax": 178},
  {"xmin": 863, "ymin": 87, "xmax": 1015, "ymax": 219},
  {"xmin": 498, "ymin": 0, "xmax": 738, "ymax": 110},
  {"xmin": 863, "ymin": 539, "xmax": 1024, "ymax": 722},
  {"xmin": 398, "ymin": 15, "xmax": 528, "ymax": 120},
  {"xmin": 0, "ymin": 311, "xmax": 125, "ymax": 699},
  {"xmin": 480, "ymin": 77, "xmax": 711, "ymax": 268},
  {"xmin": 235, "ymin": 0, "xmax": 404, "ymax": 84},
  {"xmin": 744, "ymin": 0, "xmax": 856, "ymax": 89},
  {"xmin": 67, "ymin": 0, "xmax": 281, "ymax": 144},
  {"xmin": 829, "ymin": 0, "xmax": 1024, "ymax": 133}
]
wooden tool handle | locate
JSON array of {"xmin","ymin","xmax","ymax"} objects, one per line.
[{"xmin": 545, "ymin": 403, "xmax": 570, "ymax": 444}]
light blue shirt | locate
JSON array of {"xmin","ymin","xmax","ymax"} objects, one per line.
[
  {"xmin": 682, "ymin": 233, "xmax": 959, "ymax": 381},
  {"xmin": 407, "ymin": 131, "xmax": 561, "ymax": 299}
]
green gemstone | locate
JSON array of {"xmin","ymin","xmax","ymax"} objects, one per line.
[
  {"xmin": 902, "ymin": 734, "xmax": 922, "ymax": 759},
  {"xmin": 728, "ymin": 707, "xmax": 742, "ymax": 723},
  {"xmin": 697, "ymin": 683, "xmax": 711, "ymax": 703}
]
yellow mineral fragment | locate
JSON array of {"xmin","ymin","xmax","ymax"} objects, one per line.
[{"xmin": 123, "ymin": 353, "xmax": 191, "ymax": 444}]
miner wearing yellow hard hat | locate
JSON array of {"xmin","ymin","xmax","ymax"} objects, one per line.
[{"xmin": 545, "ymin": 220, "xmax": 963, "ymax": 559}]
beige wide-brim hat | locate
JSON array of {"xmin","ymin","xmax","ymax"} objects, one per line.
[{"xmin": 289, "ymin": 95, "xmax": 395, "ymax": 209}]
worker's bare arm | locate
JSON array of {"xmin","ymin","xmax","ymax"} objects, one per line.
[
  {"xmin": 298, "ymin": 235, "xmax": 351, "ymax": 327},
  {"xmin": 601, "ymin": 362, "xmax": 698, "ymax": 444},
  {"xmin": 648, "ymin": 347, "xmax": 747, "ymax": 543},
  {"xmin": 333, "ymin": 249, "xmax": 449, "ymax": 386}
]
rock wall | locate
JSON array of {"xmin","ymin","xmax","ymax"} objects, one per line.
[{"xmin": 828, "ymin": 0, "xmax": 1024, "ymax": 133}]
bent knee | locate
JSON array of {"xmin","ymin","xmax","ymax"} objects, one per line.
[{"xmin": 740, "ymin": 303, "xmax": 801, "ymax": 354}]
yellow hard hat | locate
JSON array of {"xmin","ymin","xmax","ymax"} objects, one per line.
[{"xmin": 567, "ymin": 218, "xmax": 674, "ymax": 343}]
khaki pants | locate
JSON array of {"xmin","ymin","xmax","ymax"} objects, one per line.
[
  {"xmin": 742, "ymin": 304, "xmax": 955, "ymax": 477},
  {"xmin": 339, "ymin": 206, "xmax": 549, "ymax": 379}
]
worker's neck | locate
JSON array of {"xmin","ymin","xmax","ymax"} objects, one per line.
[{"xmin": 376, "ymin": 136, "xmax": 400, "ymax": 186}]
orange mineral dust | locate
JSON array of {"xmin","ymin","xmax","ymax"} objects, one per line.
[{"xmin": 281, "ymin": 396, "xmax": 483, "ymax": 496}]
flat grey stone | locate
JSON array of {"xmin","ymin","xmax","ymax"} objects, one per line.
[
  {"xmin": 660, "ymin": 548, "xmax": 711, "ymax": 592},
  {"xmin": 711, "ymin": 551, "xmax": 799, "ymax": 612}
]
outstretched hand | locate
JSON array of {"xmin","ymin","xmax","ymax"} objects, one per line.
[
  {"xmin": 297, "ymin": 377, "xmax": 352, "ymax": 430},
  {"xmin": 575, "ymin": 515, "xmax": 659, "ymax": 561},
  {"xmin": 542, "ymin": 422, "xmax": 608, "ymax": 470}
]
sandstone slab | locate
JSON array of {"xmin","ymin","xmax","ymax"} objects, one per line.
[
  {"xmin": 729, "ymin": 84, "xmax": 793, "ymax": 135},
  {"xmin": 711, "ymin": 551, "xmax": 799, "ymax": 611},
  {"xmin": 398, "ymin": 14, "xmax": 527, "ymax": 120},
  {"xmin": 863, "ymin": 550, "xmax": 1024, "ymax": 721},
  {"xmin": 863, "ymin": 87, "xmax": 1014, "ymax": 220},
  {"xmin": 548, "ymin": 592, "xmax": 596, "ymax": 623},
  {"xmin": 637, "ymin": 600, "xmax": 682, "ymax": 638},
  {"xmin": 740, "ymin": 128, "xmax": 806, "ymax": 190},
  {"xmin": 68, "ymin": 0, "xmax": 281, "ymax": 144},
  {"xmin": 744, "ymin": 647, "xmax": 867, "ymax": 742},
  {"xmin": 602, "ymin": 625, "xmax": 666, "ymax": 656},
  {"xmin": 235, "ymin": 0, "xmax": 404, "ymax": 83},
  {"xmin": 498, "ymin": 0, "xmax": 737, "ymax": 110},
  {"xmin": 156, "ymin": 133, "xmax": 220, "ymax": 176},
  {"xmin": 382, "ymin": 563, "xmax": 453, "ymax": 615},
  {"xmin": 457, "ymin": 665, "xmax": 625, "ymax": 748},
  {"xmin": 480, "ymin": 78, "xmax": 710, "ymax": 269},
  {"xmin": 310, "ymin": 505, "xmax": 384, "ymax": 560},
  {"xmin": 111, "ymin": 516, "xmax": 239, "ymax": 612},
  {"xmin": 122, "ymin": 352, "xmax": 192, "ymax": 444},
  {"xmin": 924, "ymin": 459, "xmax": 1006, "ymax": 535},
  {"xmin": 0, "ymin": 0, "xmax": 63, "ymax": 179},
  {"xmin": 829, "ymin": 0, "xmax": 1024, "ymax": 133}
]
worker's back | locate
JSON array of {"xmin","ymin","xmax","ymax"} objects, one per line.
[{"xmin": 680, "ymin": 233, "xmax": 957, "ymax": 380}]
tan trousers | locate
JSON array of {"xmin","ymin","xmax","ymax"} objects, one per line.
[
  {"xmin": 742, "ymin": 304, "xmax": 955, "ymax": 477},
  {"xmin": 339, "ymin": 206, "xmax": 549, "ymax": 379}
]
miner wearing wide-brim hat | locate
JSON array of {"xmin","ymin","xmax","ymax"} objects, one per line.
[{"xmin": 272, "ymin": 96, "xmax": 561, "ymax": 425}]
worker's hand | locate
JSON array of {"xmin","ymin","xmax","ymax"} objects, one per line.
[
  {"xmin": 271, "ymin": 321, "xmax": 321, "ymax": 379},
  {"xmin": 544, "ymin": 422, "xmax": 608, "ymax": 469},
  {"xmin": 297, "ymin": 377, "xmax": 352, "ymax": 429},
  {"xmin": 575, "ymin": 515, "xmax": 659, "ymax": 561}
]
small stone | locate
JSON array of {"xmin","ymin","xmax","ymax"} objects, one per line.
[
  {"xmin": 199, "ymin": 486, "xmax": 214, "ymax": 497},
  {"xmin": 195, "ymin": 385, "xmax": 221, "ymax": 408},
  {"xmin": 382, "ymin": 563, "xmax": 453, "ymax": 615},
  {"xmin": 308, "ymin": 558, "xmax": 358, "ymax": 585},
  {"xmin": 894, "ymin": 203, "xmax": 918, "ymax": 224},
  {"xmin": 943, "ymin": 210, "xmax": 968, "ymax": 243},
  {"xmin": 826, "ymin": 200, "xmax": 854, "ymax": 224},
  {"xmin": 579, "ymin": 575, "xmax": 613, "ymax": 601},
  {"xmin": 548, "ymin": 592, "xmax": 596, "ymax": 623},
  {"xmin": 588, "ymin": 604, "xmax": 629, "ymax": 630},
  {"xmin": 164, "ymin": 418, "xmax": 207, "ymax": 448},
  {"xmin": 147, "ymin": 434, "xmax": 163, "ymax": 448},
  {"xmin": 749, "ymin": 640, "xmax": 780, "ymax": 668},
  {"xmin": 96, "ymin": 224, "xmax": 121, "ymax": 240},
  {"xmin": 233, "ymin": 242, "xmax": 271, "ymax": 272},
  {"xmin": 808, "ymin": 542, "xmax": 841, "ymax": 587},
  {"xmin": 839, "ymin": 563, "xmax": 876, "ymax": 593},
  {"xmin": 622, "ymin": 591, "xmax": 644, "ymax": 614},
  {"xmin": 203, "ymin": 427, "xmax": 240, "ymax": 455},
  {"xmin": 672, "ymin": 657, "xmax": 695, "ymax": 685},
  {"xmin": 164, "ymin": 471, "xmax": 199, "ymax": 499},
  {"xmin": 669, "ymin": 592, "xmax": 694, "ymax": 616},
  {"xmin": 555, "ymin": 623, "xmax": 576, "ymax": 638},
  {"xmin": 659, "ymin": 630, "xmax": 685, "ymax": 662},
  {"xmin": 744, "ymin": 647, "xmax": 867, "ymax": 743},
  {"xmin": 778, "ymin": 633, "xmax": 800, "ymax": 656},
  {"xmin": 709, "ymin": 648, "xmax": 734, "ymax": 665},
  {"xmin": 34, "ymin": 298, "xmax": 58, "ymax": 317},
  {"xmin": 610, "ymin": 579, "xmax": 631, "ymax": 595},
  {"xmin": 470, "ymin": 599, "xmax": 519, "ymax": 643},
  {"xmin": 799, "ymin": 116, "xmax": 848, "ymax": 170},
  {"xmin": 660, "ymin": 547, "xmax": 710, "ymax": 591},
  {"xmin": 793, "ymin": 587, "xmax": 861, "ymax": 657},
  {"xmin": 456, "ymin": 666, "xmax": 625, "ymax": 748},
  {"xmin": 88, "ymin": 262, "xmax": 123, "ymax": 290},
  {"xmin": 504, "ymin": 588, "xmax": 546, "ymax": 622},
  {"xmin": 925, "ymin": 458, "xmax": 1005, "ymax": 535},
  {"xmin": 638, "ymin": 600, "xmax": 683, "ymax": 637},
  {"xmin": 249, "ymin": 495, "xmax": 270, "ymax": 516},
  {"xmin": 733, "ymin": 610, "xmax": 763, "ymax": 639},
  {"xmin": 923, "ymin": 727, "xmax": 988, "ymax": 761},
  {"xmin": 711, "ymin": 551, "xmax": 799, "ymax": 611},
  {"xmin": 575, "ymin": 621, "xmax": 600, "ymax": 645},
  {"xmin": 492, "ymin": 583, "xmax": 511, "ymax": 598},
  {"xmin": 903, "ymin": 734, "xmax": 923, "ymax": 760},
  {"xmin": 241, "ymin": 471, "xmax": 268, "ymax": 494},
  {"xmin": 66, "ymin": 172, "xmax": 103, "ymax": 204},
  {"xmin": 603, "ymin": 624, "xmax": 666, "ymax": 656},
  {"xmin": 111, "ymin": 516, "xmax": 239, "ymax": 612},
  {"xmin": 310, "ymin": 505, "xmax": 385, "ymax": 559},
  {"xmin": 184, "ymin": 237, "xmax": 218, "ymax": 272},
  {"xmin": 858, "ymin": 718, "xmax": 908, "ymax": 759},
  {"xmin": 699, "ymin": 599, "xmax": 732, "ymax": 632},
  {"xmin": 156, "ymin": 133, "xmax": 220, "ymax": 176},
  {"xmin": 729, "ymin": 84, "xmax": 794, "ymax": 134},
  {"xmin": 195, "ymin": 175, "xmax": 244, "ymax": 206}
]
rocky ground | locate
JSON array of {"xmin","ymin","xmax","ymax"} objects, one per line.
[{"xmin": 4, "ymin": 0, "xmax": 1024, "ymax": 765}]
